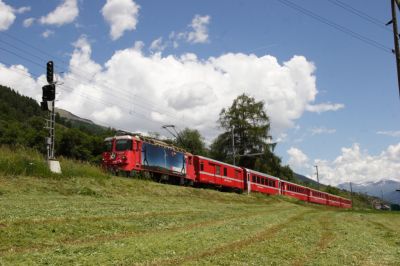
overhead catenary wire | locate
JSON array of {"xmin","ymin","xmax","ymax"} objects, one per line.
[
  {"xmin": 0, "ymin": 58, "xmax": 186, "ymax": 130},
  {"xmin": 326, "ymin": 0, "xmax": 392, "ymax": 33},
  {"xmin": 0, "ymin": 32, "xmax": 184, "ymax": 121},
  {"xmin": 0, "ymin": 39, "xmax": 185, "ymax": 124},
  {"xmin": 276, "ymin": 0, "xmax": 393, "ymax": 54}
]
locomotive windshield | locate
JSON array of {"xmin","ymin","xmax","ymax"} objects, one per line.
[
  {"xmin": 103, "ymin": 140, "xmax": 112, "ymax": 152},
  {"xmin": 115, "ymin": 139, "xmax": 132, "ymax": 151}
]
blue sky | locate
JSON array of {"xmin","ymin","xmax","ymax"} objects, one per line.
[{"xmin": 0, "ymin": 0, "xmax": 399, "ymax": 185}]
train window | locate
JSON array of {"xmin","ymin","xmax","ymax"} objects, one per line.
[
  {"xmin": 103, "ymin": 140, "xmax": 112, "ymax": 152},
  {"xmin": 200, "ymin": 163, "xmax": 204, "ymax": 171},
  {"xmin": 223, "ymin": 167, "xmax": 227, "ymax": 176},
  {"xmin": 252, "ymin": 175, "xmax": 256, "ymax": 182},
  {"xmin": 261, "ymin": 178, "xmax": 265, "ymax": 185},
  {"xmin": 115, "ymin": 139, "xmax": 132, "ymax": 151},
  {"xmin": 216, "ymin": 165, "xmax": 220, "ymax": 175},
  {"xmin": 236, "ymin": 170, "xmax": 241, "ymax": 178}
]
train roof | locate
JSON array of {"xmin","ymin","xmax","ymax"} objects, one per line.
[
  {"xmin": 104, "ymin": 133, "xmax": 189, "ymax": 153},
  {"xmin": 195, "ymin": 155, "xmax": 243, "ymax": 170},
  {"xmin": 307, "ymin": 185, "xmax": 350, "ymax": 201},
  {"xmin": 244, "ymin": 168, "xmax": 280, "ymax": 180}
]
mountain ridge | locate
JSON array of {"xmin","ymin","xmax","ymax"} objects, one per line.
[{"xmin": 338, "ymin": 179, "xmax": 400, "ymax": 204}]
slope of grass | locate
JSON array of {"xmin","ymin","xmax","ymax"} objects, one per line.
[
  {"xmin": 0, "ymin": 147, "xmax": 399, "ymax": 265},
  {"xmin": 0, "ymin": 145, "xmax": 109, "ymax": 179}
]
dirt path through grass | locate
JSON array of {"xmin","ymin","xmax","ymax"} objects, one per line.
[{"xmin": 0, "ymin": 175, "xmax": 399, "ymax": 265}]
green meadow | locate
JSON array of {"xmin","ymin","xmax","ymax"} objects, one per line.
[{"xmin": 0, "ymin": 146, "xmax": 399, "ymax": 265}]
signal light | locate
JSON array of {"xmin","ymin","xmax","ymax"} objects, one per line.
[
  {"xmin": 40, "ymin": 101, "xmax": 48, "ymax": 111},
  {"xmin": 42, "ymin": 84, "xmax": 55, "ymax": 101},
  {"xmin": 46, "ymin": 61, "xmax": 54, "ymax": 84}
]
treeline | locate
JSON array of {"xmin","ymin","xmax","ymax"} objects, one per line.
[
  {"xmin": 0, "ymin": 85, "xmax": 115, "ymax": 162},
  {"xmin": 0, "ymin": 85, "xmax": 361, "ymax": 200},
  {"xmin": 170, "ymin": 94, "xmax": 296, "ymax": 182}
]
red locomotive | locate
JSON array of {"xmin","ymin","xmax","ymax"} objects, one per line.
[
  {"xmin": 102, "ymin": 133, "xmax": 195, "ymax": 184},
  {"xmin": 102, "ymin": 133, "xmax": 352, "ymax": 209}
]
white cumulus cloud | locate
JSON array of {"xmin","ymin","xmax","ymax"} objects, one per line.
[
  {"xmin": 56, "ymin": 38, "xmax": 322, "ymax": 139},
  {"xmin": 15, "ymin": 6, "xmax": 30, "ymax": 14},
  {"xmin": 287, "ymin": 147, "xmax": 309, "ymax": 169},
  {"xmin": 306, "ymin": 102, "xmax": 344, "ymax": 113},
  {"xmin": 1, "ymin": 36, "xmax": 329, "ymax": 143},
  {"xmin": 0, "ymin": 0, "xmax": 15, "ymax": 31},
  {"xmin": 101, "ymin": 0, "xmax": 140, "ymax": 40},
  {"xmin": 92, "ymin": 106, "xmax": 122, "ymax": 123},
  {"xmin": 170, "ymin": 15, "xmax": 211, "ymax": 47},
  {"xmin": 149, "ymin": 37, "xmax": 166, "ymax": 53},
  {"xmin": 39, "ymin": 0, "xmax": 79, "ymax": 26},
  {"xmin": 42, "ymin": 29, "xmax": 55, "ymax": 38},
  {"xmin": 377, "ymin": 130, "xmax": 400, "ymax": 137},
  {"xmin": 0, "ymin": 63, "xmax": 42, "ymax": 101},
  {"xmin": 285, "ymin": 143, "xmax": 400, "ymax": 186},
  {"xmin": 314, "ymin": 143, "xmax": 400, "ymax": 185},
  {"xmin": 187, "ymin": 15, "xmax": 210, "ymax": 43},
  {"xmin": 310, "ymin": 127, "xmax": 336, "ymax": 135},
  {"xmin": 0, "ymin": 1, "xmax": 29, "ymax": 31},
  {"xmin": 23, "ymin": 17, "xmax": 35, "ymax": 28}
]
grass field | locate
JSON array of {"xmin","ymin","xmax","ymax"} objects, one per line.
[{"xmin": 0, "ymin": 148, "xmax": 399, "ymax": 265}]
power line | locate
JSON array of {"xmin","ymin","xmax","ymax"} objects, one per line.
[
  {"xmin": 57, "ymin": 83, "xmax": 182, "ymax": 129},
  {"xmin": 276, "ymin": 0, "xmax": 393, "ymax": 54},
  {"xmin": 0, "ymin": 41, "xmax": 185, "ymax": 123},
  {"xmin": 0, "ymin": 58, "xmax": 185, "ymax": 130},
  {"xmin": 327, "ymin": 0, "xmax": 392, "ymax": 33},
  {"xmin": 0, "ymin": 46, "xmax": 44, "ymax": 69},
  {"xmin": 0, "ymin": 32, "xmax": 184, "ymax": 121}
]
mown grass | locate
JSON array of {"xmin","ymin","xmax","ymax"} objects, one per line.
[
  {"xmin": 0, "ymin": 145, "xmax": 109, "ymax": 179},
  {"xmin": 0, "ymin": 146, "xmax": 399, "ymax": 265}
]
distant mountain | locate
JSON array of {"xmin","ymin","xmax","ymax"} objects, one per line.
[
  {"xmin": 294, "ymin": 173, "xmax": 320, "ymax": 187},
  {"xmin": 338, "ymin": 179, "xmax": 400, "ymax": 204},
  {"xmin": 55, "ymin": 108, "xmax": 94, "ymax": 124},
  {"xmin": 54, "ymin": 108, "xmax": 114, "ymax": 136}
]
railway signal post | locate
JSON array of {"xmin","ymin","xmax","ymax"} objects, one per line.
[{"xmin": 41, "ymin": 61, "xmax": 61, "ymax": 174}]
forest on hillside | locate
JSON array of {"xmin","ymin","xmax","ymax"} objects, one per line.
[{"xmin": 0, "ymin": 85, "xmax": 115, "ymax": 162}]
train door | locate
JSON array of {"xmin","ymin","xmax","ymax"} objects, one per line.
[
  {"xmin": 213, "ymin": 164, "xmax": 220, "ymax": 184},
  {"xmin": 185, "ymin": 155, "xmax": 196, "ymax": 181},
  {"xmin": 134, "ymin": 140, "xmax": 142, "ymax": 170}
]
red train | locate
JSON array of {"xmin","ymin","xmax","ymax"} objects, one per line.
[{"xmin": 102, "ymin": 133, "xmax": 352, "ymax": 209}]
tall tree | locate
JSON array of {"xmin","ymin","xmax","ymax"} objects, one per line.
[
  {"xmin": 217, "ymin": 94, "xmax": 272, "ymax": 168},
  {"xmin": 211, "ymin": 93, "xmax": 294, "ymax": 181},
  {"xmin": 175, "ymin": 128, "xmax": 207, "ymax": 156}
]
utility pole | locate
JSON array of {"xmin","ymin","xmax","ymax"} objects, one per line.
[
  {"xmin": 389, "ymin": 0, "xmax": 400, "ymax": 97},
  {"xmin": 232, "ymin": 126, "xmax": 236, "ymax": 166},
  {"xmin": 314, "ymin": 165, "xmax": 320, "ymax": 190},
  {"xmin": 349, "ymin": 182, "xmax": 354, "ymax": 209}
]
